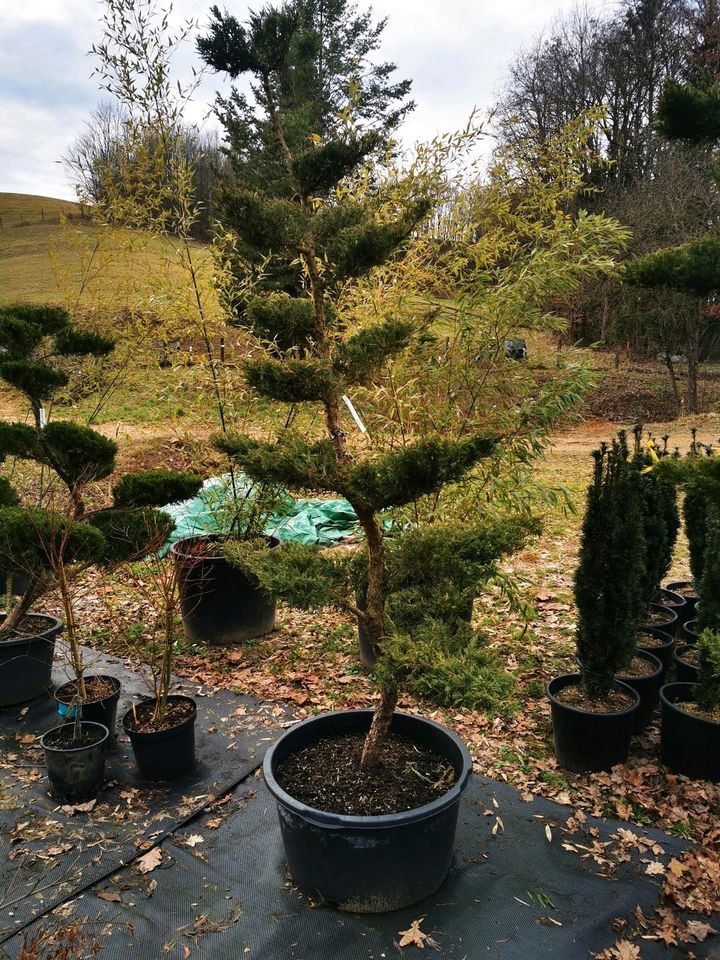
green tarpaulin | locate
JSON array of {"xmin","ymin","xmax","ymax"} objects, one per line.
[{"xmin": 161, "ymin": 474, "xmax": 358, "ymax": 554}]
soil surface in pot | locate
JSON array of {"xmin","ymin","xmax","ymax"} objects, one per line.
[
  {"xmin": 675, "ymin": 700, "xmax": 720, "ymax": 722},
  {"xmin": 636, "ymin": 632, "xmax": 669, "ymax": 648},
  {"xmin": 654, "ymin": 592, "xmax": 682, "ymax": 608},
  {"xmin": 56, "ymin": 676, "xmax": 117, "ymax": 704},
  {"xmin": 275, "ymin": 732, "xmax": 456, "ymax": 816},
  {"xmin": 0, "ymin": 614, "xmax": 56, "ymax": 641},
  {"xmin": 44, "ymin": 725, "xmax": 106, "ymax": 749},
  {"xmin": 124, "ymin": 697, "xmax": 195, "ymax": 734},
  {"xmin": 643, "ymin": 608, "xmax": 674, "ymax": 626},
  {"xmin": 673, "ymin": 584, "xmax": 697, "ymax": 599},
  {"xmin": 678, "ymin": 647, "xmax": 700, "ymax": 667},
  {"xmin": 618, "ymin": 656, "xmax": 656, "ymax": 678},
  {"xmin": 554, "ymin": 683, "xmax": 634, "ymax": 713}
]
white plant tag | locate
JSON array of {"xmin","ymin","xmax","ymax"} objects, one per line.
[
  {"xmin": 39, "ymin": 407, "xmax": 47, "ymax": 428},
  {"xmin": 342, "ymin": 394, "xmax": 367, "ymax": 434}
]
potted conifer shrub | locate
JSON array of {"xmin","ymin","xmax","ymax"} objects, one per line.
[
  {"xmin": 169, "ymin": 479, "xmax": 284, "ymax": 645},
  {"xmin": 548, "ymin": 436, "xmax": 648, "ymax": 769},
  {"xmin": 0, "ymin": 304, "xmax": 114, "ymax": 706},
  {"xmin": 195, "ymin": 2, "xmax": 626, "ymax": 910},
  {"xmin": 661, "ymin": 628, "xmax": 720, "ymax": 781}
]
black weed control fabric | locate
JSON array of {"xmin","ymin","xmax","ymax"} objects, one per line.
[
  {"xmin": 0, "ymin": 646, "xmax": 281, "ymax": 945},
  {"xmin": 4, "ymin": 772, "xmax": 714, "ymax": 960}
]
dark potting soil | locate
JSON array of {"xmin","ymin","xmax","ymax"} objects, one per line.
[
  {"xmin": 678, "ymin": 647, "xmax": 700, "ymax": 667},
  {"xmin": 618, "ymin": 655, "xmax": 656, "ymax": 678},
  {"xmin": 56, "ymin": 676, "xmax": 117, "ymax": 704},
  {"xmin": 43, "ymin": 724, "xmax": 106, "ymax": 750},
  {"xmin": 0, "ymin": 614, "xmax": 56, "ymax": 640},
  {"xmin": 124, "ymin": 696, "xmax": 195, "ymax": 734},
  {"xmin": 643, "ymin": 609, "xmax": 674, "ymax": 626},
  {"xmin": 673, "ymin": 584, "xmax": 697, "ymax": 599},
  {"xmin": 554, "ymin": 683, "xmax": 635, "ymax": 713},
  {"xmin": 275, "ymin": 732, "xmax": 456, "ymax": 816},
  {"xmin": 654, "ymin": 593, "xmax": 682, "ymax": 607},
  {"xmin": 676, "ymin": 700, "xmax": 720, "ymax": 722},
  {"xmin": 637, "ymin": 632, "xmax": 668, "ymax": 648}
]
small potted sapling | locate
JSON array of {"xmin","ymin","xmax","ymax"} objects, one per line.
[
  {"xmin": 109, "ymin": 471, "xmax": 205, "ymax": 780},
  {"xmin": 548, "ymin": 435, "xmax": 645, "ymax": 769},
  {"xmin": 0, "ymin": 304, "xmax": 114, "ymax": 707}
]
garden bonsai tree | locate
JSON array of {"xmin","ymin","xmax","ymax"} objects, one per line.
[
  {"xmin": 0, "ymin": 304, "xmax": 202, "ymax": 701},
  {"xmin": 198, "ymin": 5, "xmax": 628, "ymax": 767},
  {"xmin": 574, "ymin": 434, "xmax": 646, "ymax": 701}
]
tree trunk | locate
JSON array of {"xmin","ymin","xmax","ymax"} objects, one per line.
[
  {"xmin": 662, "ymin": 352, "xmax": 682, "ymax": 418},
  {"xmin": 360, "ymin": 685, "xmax": 398, "ymax": 770},
  {"xmin": 687, "ymin": 303, "xmax": 701, "ymax": 415}
]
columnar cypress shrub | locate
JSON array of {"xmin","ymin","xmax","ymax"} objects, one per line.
[
  {"xmin": 631, "ymin": 426, "xmax": 680, "ymax": 608},
  {"xmin": 574, "ymin": 434, "xmax": 646, "ymax": 700}
]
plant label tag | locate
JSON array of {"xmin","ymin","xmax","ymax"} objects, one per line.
[
  {"xmin": 39, "ymin": 408, "xmax": 47, "ymax": 428},
  {"xmin": 342, "ymin": 394, "xmax": 367, "ymax": 433}
]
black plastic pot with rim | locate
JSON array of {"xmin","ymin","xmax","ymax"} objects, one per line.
[
  {"xmin": 665, "ymin": 581, "xmax": 697, "ymax": 627},
  {"xmin": 122, "ymin": 695, "xmax": 197, "ymax": 780},
  {"xmin": 547, "ymin": 674, "xmax": 640, "ymax": 772},
  {"xmin": 170, "ymin": 535, "xmax": 279, "ymax": 645},
  {"xmin": 657, "ymin": 587, "xmax": 686, "ymax": 624},
  {"xmin": 641, "ymin": 602, "xmax": 678, "ymax": 638},
  {"xmin": 55, "ymin": 675, "xmax": 121, "ymax": 737},
  {"xmin": 636, "ymin": 625, "xmax": 675, "ymax": 675},
  {"xmin": 660, "ymin": 682, "xmax": 720, "ymax": 782},
  {"xmin": 0, "ymin": 613, "xmax": 64, "ymax": 708},
  {"xmin": 673, "ymin": 645, "xmax": 700, "ymax": 684},
  {"xmin": 40, "ymin": 721, "xmax": 109, "ymax": 804},
  {"xmin": 616, "ymin": 650, "xmax": 663, "ymax": 733},
  {"xmin": 263, "ymin": 709, "xmax": 473, "ymax": 913},
  {"xmin": 680, "ymin": 618, "xmax": 701, "ymax": 646}
]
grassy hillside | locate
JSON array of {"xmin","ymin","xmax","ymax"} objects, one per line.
[{"xmin": 0, "ymin": 192, "xmax": 214, "ymax": 310}]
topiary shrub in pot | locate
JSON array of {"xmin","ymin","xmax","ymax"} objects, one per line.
[
  {"xmin": 0, "ymin": 303, "xmax": 114, "ymax": 706},
  {"xmin": 549, "ymin": 435, "xmax": 645, "ymax": 768},
  {"xmin": 196, "ymin": 1, "xmax": 627, "ymax": 911}
]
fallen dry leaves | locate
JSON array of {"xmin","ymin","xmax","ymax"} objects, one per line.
[{"xmin": 136, "ymin": 848, "xmax": 163, "ymax": 875}]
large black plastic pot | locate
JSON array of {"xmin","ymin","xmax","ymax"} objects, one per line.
[
  {"xmin": 263, "ymin": 709, "xmax": 473, "ymax": 913},
  {"xmin": 0, "ymin": 614, "xmax": 63, "ymax": 707},
  {"xmin": 673, "ymin": 645, "xmax": 699, "ymax": 684},
  {"xmin": 171, "ymin": 535, "xmax": 278, "ymax": 645},
  {"xmin": 665, "ymin": 581, "xmax": 697, "ymax": 628},
  {"xmin": 123, "ymin": 695, "xmax": 197, "ymax": 780},
  {"xmin": 636, "ymin": 626, "xmax": 675, "ymax": 674},
  {"xmin": 547, "ymin": 674, "xmax": 640, "ymax": 772},
  {"xmin": 40, "ymin": 721, "xmax": 109, "ymax": 803},
  {"xmin": 55, "ymin": 675, "xmax": 121, "ymax": 737},
  {"xmin": 660, "ymin": 682, "xmax": 720, "ymax": 782}
]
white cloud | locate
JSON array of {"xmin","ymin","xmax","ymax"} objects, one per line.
[{"xmin": 0, "ymin": 0, "xmax": 596, "ymax": 199}]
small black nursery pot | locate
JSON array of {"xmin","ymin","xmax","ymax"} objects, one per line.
[
  {"xmin": 0, "ymin": 614, "xmax": 63, "ymax": 707},
  {"xmin": 660, "ymin": 682, "xmax": 720, "ymax": 782},
  {"xmin": 673, "ymin": 645, "xmax": 700, "ymax": 684},
  {"xmin": 123, "ymin": 695, "xmax": 197, "ymax": 780},
  {"xmin": 40, "ymin": 721, "xmax": 109, "ymax": 804},
  {"xmin": 636, "ymin": 626, "xmax": 675, "ymax": 675},
  {"xmin": 665, "ymin": 581, "xmax": 697, "ymax": 628},
  {"xmin": 55, "ymin": 675, "xmax": 121, "ymax": 738}
]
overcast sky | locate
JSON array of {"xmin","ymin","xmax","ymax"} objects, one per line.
[{"xmin": 0, "ymin": 0, "xmax": 599, "ymax": 201}]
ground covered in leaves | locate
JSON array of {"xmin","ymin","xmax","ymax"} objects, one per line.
[{"xmin": 28, "ymin": 413, "xmax": 720, "ymax": 958}]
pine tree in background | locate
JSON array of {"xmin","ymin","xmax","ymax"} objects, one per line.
[
  {"xmin": 198, "ymin": 0, "xmax": 413, "ymax": 198},
  {"xmin": 574, "ymin": 435, "xmax": 646, "ymax": 700}
]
